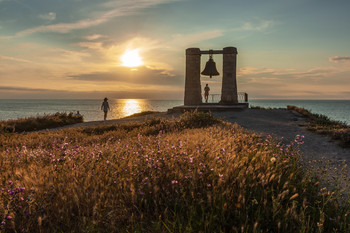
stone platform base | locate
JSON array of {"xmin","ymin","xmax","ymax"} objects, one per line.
[{"xmin": 168, "ymin": 103, "xmax": 249, "ymax": 113}]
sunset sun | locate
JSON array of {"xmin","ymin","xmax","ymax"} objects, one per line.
[{"xmin": 121, "ymin": 49, "xmax": 143, "ymax": 67}]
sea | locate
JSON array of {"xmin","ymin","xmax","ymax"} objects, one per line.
[{"xmin": 0, "ymin": 99, "xmax": 349, "ymax": 124}]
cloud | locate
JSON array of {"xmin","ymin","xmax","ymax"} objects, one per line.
[
  {"xmin": 226, "ymin": 19, "xmax": 276, "ymax": 33},
  {"xmin": 241, "ymin": 20, "xmax": 275, "ymax": 31},
  {"xmin": 169, "ymin": 30, "xmax": 224, "ymax": 47},
  {"xmin": 0, "ymin": 55, "xmax": 33, "ymax": 63},
  {"xmin": 68, "ymin": 66, "xmax": 183, "ymax": 86},
  {"xmin": 13, "ymin": 0, "xmax": 176, "ymax": 37},
  {"xmin": 237, "ymin": 64, "xmax": 350, "ymax": 99},
  {"xmin": 85, "ymin": 34, "xmax": 104, "ymax": 40},
  {"xmin": 239, "ymin": 66, "xmax": 339, "ymax": 80},
  {"xmin": 0, "ymin": 84, "xmax": 184, "ymax": 99},
  {"xmin": 0, "ymin": 86, "xmax": 51, "ymax": 92},
  {"xmin": 39, "ymin": 12, "xmax": 56, "ymax": 21},
  {"xmin": 329, "ymin": 56, "xmax": 350, "ymax": 63}
]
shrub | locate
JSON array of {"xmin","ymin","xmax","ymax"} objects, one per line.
[
  {"xmin": 0, "ymin": 112, "xmax": 84, "ymax": 133},
  {"xmin": 177, "ymin": 110, "xmax": 221, "ymax": 128}
]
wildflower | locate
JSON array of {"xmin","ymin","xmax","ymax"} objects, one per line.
[
  {"xmin": 171, "ymin": 180, "xmax": 178, "ymax": 184},
  {"xmin": 106, "ymin": 160, "xmax": 111, "ymax": 165},
  {"xmin": 6, "ymin": 216, "xmax": 12, "ymax": 220},
  {"xmin": 219, "ymin": 174, "xmax": 223, "ymax": 178},
  {"xmin": 1, "ymin": 221, "xmax": 5, "ymax": 225},
  {"xmin": 207, "ymin": 184, "xmax": 211, "ymax": 188},
  {"xmin": 270, "ymin": 157, "xmax": 276, "ymax": 163}
]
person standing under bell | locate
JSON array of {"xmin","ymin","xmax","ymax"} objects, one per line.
[
  {"xmin": 101, "ymin": 97, "xmax": 110, "ymax": 120},
  {"xmin": 204, "ymin": 84, "xmax": 210, "ymax": 103}
]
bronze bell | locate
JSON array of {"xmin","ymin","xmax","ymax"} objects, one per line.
[{"xmin": 201, "ymin": 54, "xmax": 219, "ymax": 78}]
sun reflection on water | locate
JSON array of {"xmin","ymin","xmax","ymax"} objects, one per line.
[{"xmin": 121, "ymin": 99, "xmax": 143, "ymax": 117}]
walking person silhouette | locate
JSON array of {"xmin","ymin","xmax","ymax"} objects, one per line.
[{"xmin": 101, "ymin": 97, "xmax": 110, "ymax": 120}]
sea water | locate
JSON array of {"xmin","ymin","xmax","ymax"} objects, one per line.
[
  {"xmin": 0, "ymin": 99, "xmax": 183, "ymax": 122},
  {"xmin": 0, "ymin": 99, "xmax": 349, "ymax": 124}
]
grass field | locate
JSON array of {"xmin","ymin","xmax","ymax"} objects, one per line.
[{"xmin": 1, "ymin": 112, "xmax": 349, "ymax": 232}]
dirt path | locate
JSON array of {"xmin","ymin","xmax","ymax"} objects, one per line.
[
  {"xmin": 213, "ymin": 109, "xmax": 350, "ymax": 192},
  {"xmin": 213, "ymin": 109, "xmax": 349, "ymax": 163}
]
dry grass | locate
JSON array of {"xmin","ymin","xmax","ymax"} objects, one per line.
[
  {"xmin": 0, "ymin": 112, "xmax": 84, "ymax": 133},
  {"xmin": 287, "ymin": 105, "xmax": 350, "ymax": 147},
  {"xmin": 0, "ymin": 112, "xmax": 349, "ymax": 232}
]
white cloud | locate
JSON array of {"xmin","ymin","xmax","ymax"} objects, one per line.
[
  {"xmin": 0, "ymin": 55, "xmax": 33, "ymax": 63},
  {"xmin": 169, "ymin": 30, "xmax": 224, "ymax": 47},
  {"xmin": 13, "ymin": 0, "xmax": 176, "ymax": 37},
  {"xmin": 239, "ymin": 66, "xmax": 343, "ymax": 82},
  {"xmin": 230, "ymin": 20, "xmax": 276, "ymax": 32},
  {"xmin": 39, "ymin": 12, "xmax": 56, "ymax": 21},
  {"xmin": 329, "ymin": 56, "xmax": 350, "ymax": 63},
  {"xmin": 85, "ymin": 34, "xmax": 104, "ymax": 40}
]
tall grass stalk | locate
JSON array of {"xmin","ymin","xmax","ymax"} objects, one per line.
[{"xmin": 0, "ymin": 112, "xmax": 349, "ymax": 232}]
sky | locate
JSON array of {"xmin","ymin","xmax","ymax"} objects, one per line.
[{"xmin": 0, "ymin": 0, "xmax": 349, "ymax": 100}]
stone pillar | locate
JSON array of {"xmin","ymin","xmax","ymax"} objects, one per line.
[
  {"xmin": 184, "ymin": 48, "xmax": 202, "ymax": 105},
  {"xmin": 220, "ymin": 47, "xmax": 238, "ymax": 104}
]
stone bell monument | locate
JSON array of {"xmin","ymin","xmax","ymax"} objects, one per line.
[
  {"xmin": 168, "ymin": 46, "xmax": 247, "ymax": 113},
  {"xmin": 184, "ymin": 47, "xmax": 239, "ymax": 105}
]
